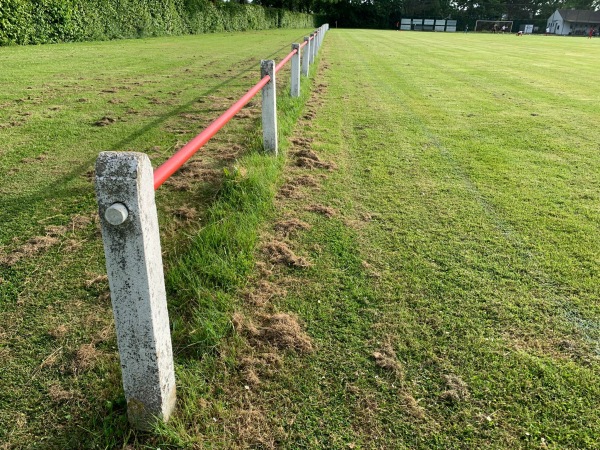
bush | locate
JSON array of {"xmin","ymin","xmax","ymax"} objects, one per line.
[
  {"xmin": 0, "ymin": 0, "xmax": 316, "ymax": 46},
  {"xmin": 0, "ymin": 0, "xmax": 32, "ymax": 45}
]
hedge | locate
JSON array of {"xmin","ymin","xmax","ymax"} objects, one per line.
[{"xmin": 0, "ymin": 0, "xmax": 317, "ymax": 46}]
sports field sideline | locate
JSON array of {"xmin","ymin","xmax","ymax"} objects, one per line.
[{"xmin": 1, "ymin": 29, "xmax": 599, "ymax": 448}]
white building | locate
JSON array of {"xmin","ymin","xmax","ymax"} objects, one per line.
[{"xmin": 547, "ymin": 9, "xmax": 600, "ymax": 36}]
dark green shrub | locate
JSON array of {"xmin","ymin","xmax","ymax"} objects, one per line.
[
  {"xmin": 0, "ymin": 0, "xmax": 32, "ymax": 45},
  {"xmin": 0, "ymin": 0, "xmax": 316, "ymax": 46}
]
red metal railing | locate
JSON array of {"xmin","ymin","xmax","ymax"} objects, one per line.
[{"xmin": 153, "ymin": 34, "xmax": 315, "ymax": 190}]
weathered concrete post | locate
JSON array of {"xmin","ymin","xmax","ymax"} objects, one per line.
[
  {"xmin": 95, "ymin": 152, "xmax": 176, "ymax": 430},
  {"xmin": 302, "ymin": 36, "xmax": 310, "ymax": 77},
  {"xmin": 290, "ymin": 43, "xmax": 301, "ymax": 98},
  {"xmin": 317, "ymin": 27, "xmax": 322, "ymax": 52},
  {"xmin": 309, "ymin": 33, "xmax": 316, "ymax": 64},
  {"xmin": 261, "ymin": 60, "xmax": 278, "ymax": 154},
  {"xmin": 316, "ymin": 30, "xmax": 321, "ymax": 55}
]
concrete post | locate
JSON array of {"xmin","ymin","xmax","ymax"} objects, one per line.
[
  {"xmin": 318, "ymin": 27, "xmax": 322, "ymax": 52},
  {"xmin": 316, "ymin": 30, "xmax": 321, "ymax": 55},
  {"xmin": 261, "ymin": 60, "xmax": 278, "ymax": 154},
  {"xmin": 95, "ymin": 152, "xmax": 176, "ymax": 430},
  {"xmin": 309, "ymin": 33, "xmax": 315, "ymax": 64},
  {"xmin": 317, "ymin": 30, "xmax": 321, "ymax": 54},
  {"xmin": 290, "ymin": 43, "xmax": 301, "ymax": 98},
  {"xmin": 302, "ymin": 36, "xmax": 310, "ymax": 77}
]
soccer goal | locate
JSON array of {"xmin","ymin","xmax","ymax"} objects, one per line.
[{"xmin": 474, "ymin": 20, "xmax": 513, "ymax": 33}]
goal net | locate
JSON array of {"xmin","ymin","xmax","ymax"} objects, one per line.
[{"xmin": 474, "ymin": 20, "xmax": 513, "ymax": 33}]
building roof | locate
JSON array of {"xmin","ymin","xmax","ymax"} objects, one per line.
[{"xmin": 557, "ymin": 9, "xmax": 600, "ymax": 23}]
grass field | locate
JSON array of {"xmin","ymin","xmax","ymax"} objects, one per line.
[{"xmin": 1, "ymin": 29, "xmax": 600, "ymax": 448}]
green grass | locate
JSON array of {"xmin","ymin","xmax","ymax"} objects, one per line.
[
  {"xmin": 227, "ymin": 30, "xmax": 600, "ymax": 449},
  {"xmin": 0, "ymin": 29, "xmax": 316, "ymax": 448},
  {"xmin": 2, "ymin": 29, "xmax": 600, "ymax": 449}
]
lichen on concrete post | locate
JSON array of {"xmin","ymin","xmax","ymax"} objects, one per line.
[
  {"xmin": 302, "ymin": 36, "xmax": 310, "ymax": 77},
  {"xmin": 291, "ymin": 43, "xmax": 301, "ymax": 98},
  {"xmin": 261, "ymin": 60, "xmax": 278, "ymax": 155},
  {"xmin": 95, "ymin": 151, "xmax": 176, "ymax": 430}
]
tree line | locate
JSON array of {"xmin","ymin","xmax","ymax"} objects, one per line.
[{"xmin": 254, "ymin": 0, "xmax": 599, "ymax": 29}]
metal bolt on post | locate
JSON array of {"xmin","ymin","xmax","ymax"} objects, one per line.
[
  {"xmin": 261, "ymin": 60, "xmax": 278, "ymax": 154},
  {"xmin": 95, "ymin": 152, "xmax": 176, "ymax": 430}
]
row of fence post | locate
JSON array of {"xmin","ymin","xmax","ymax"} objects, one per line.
[
  {"xmin": 95, "ymin": 24, "xmax": 328, "ymax": 429},
  {"xmin": 263, "ymin": 23, "xmax": 329, "ymax": 155}
]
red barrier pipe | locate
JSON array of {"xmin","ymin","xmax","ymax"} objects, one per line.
[
  {"xmin": 153, "ymin": 74, "xmax": 271, "ymax": 189},
  {"xmin": 275, "ymin": 48, "xmax": 297, "ymax": 73},
  {"xmin": 153, "ymin": 32, "xmax": 321, "ymax": 189}
]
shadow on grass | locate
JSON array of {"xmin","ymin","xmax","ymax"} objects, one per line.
[
  {"xmin": 0, "ymin": 40, "xmax": 295, "ymax": 229},
  {"xmin": 2, "ymin": 38, "xmax": 305, "ymax": 448}
]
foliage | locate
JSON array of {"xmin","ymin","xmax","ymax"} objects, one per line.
[
  {"xmin": 0, "ymin": 29, "xmax": 318, "ymax": 447},
  {"xmin": 0, "ymin": 0, "xmax": 316, "ymax": 46},
  {"xmin": 317, "ymin": 0, "xmax": 598, "ymax": 29}
]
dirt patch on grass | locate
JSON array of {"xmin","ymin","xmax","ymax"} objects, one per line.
[
  {"xmin": 164, "ymin": 165, "xmax": 221, "ymax": 192},
  {"xmin": 399, "ymin": 392, "xmax": 426, "ymax": 420},
  {"xmin": 229, "ymin": 404, "xmax": 281, "ymax": 449},
  {"xmin": 93, "ymin": 116, "xmax": 116, "ymax": 127},
  {"xmin": 169, "ymin": 205, "xmax": 198, "ymax": 222},
  {"xmin": 264, "ymin": 241, "xmax": 311, "ymax": 268},
  {"xmin": 235, "ymin": 109, "xmax": 259, "ymax": 120},
  {"xmin": 238, "ymin": 351, "xmax": 284, "ymax": 386},
  {"xmin": 84, "ymin": 274, "xmax": 108, "ymax": 288},
  {"xmin": 255, "ymin": 261, "xmax": 274, "ymax": 278},
  {"xmin": 39, "ymin": 347, "xmax": 64, "ymax": 371},
  {"xmin": 48, "ymin": 383, "xmax": 78, "ymax": 403},
  {"xmin": 277, "ymin": 183, "xmax": 304, "ymax": 199},
  {"xmin": 245, "ymin": 280, "xmax": 287, "ymax": 307},
  {"xmin": 70, "ymin": 214, "xmax": 93, "ymax": 231},
  {"xmin": 287, "ymin": 174, "xmax": 321, "ymax": 188},
  {"xmin": 1, "ymin": 235, "xmax": 59, "ymax": 266},
  {"xmin": 361, "ymin": 260, "xmax": 382, "ymax": 278},
  {"xmin": 260, "ymin": 313, "xmax": 313, "ymax": 353},
  {"xmin": 20, "ymin": 153, "xmax": 48, "ymax": 164},
  {"xmin": 1, "ymin": 198, "xmax": 96, "ymax": 268},
  {"xmin": 295, "ymin": 148, "xmax": 320, "ymax": 161},
  {"xmin": 274, "ymin": 218, "xmax": 311, "ymax": 236},
  {"xmin": 296, "ymin": 156, "xmax": 336, "ymax": 171},
  {"xmin": 350, "ymin": 387, "xmax": 383, "ymax": 440},
  {"xmin": 439, "ymin": 374, "xmax": 470, "ymax": 403},
  {"xmin": 179, "ymin": 112, "xmax": 206, "ymax": 122},
  {"xmin": 234, "ymin": 311, "xmax": 313, "ymax": 354},
  {"xmin": 48, "ymin": 325, "xmax": 69, "ymax": 340},
  {"xmin": 292, "ymin": 145, "xmax": 336, "ymax": 169},
  {"xmin": 506, "ymin": 331, "xmax": 595, "ymax": 365},
  {"xmin": 306, "ymin": 204, "xmax": 337, "ymax": 217},
  {"xmin": 290, "ymin": 137, "xmax": 313, "ymax": 147},
  {"xmin": 72, "ymin": 343, "xmax": 100, "ymax": 374},
  {"xmin": 373, "ymin": 341, "xmax": 403, "ymax": 378},
  {"xmin": 0, "ymin": 120, "xmax": 26, "ymax": 129}
]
